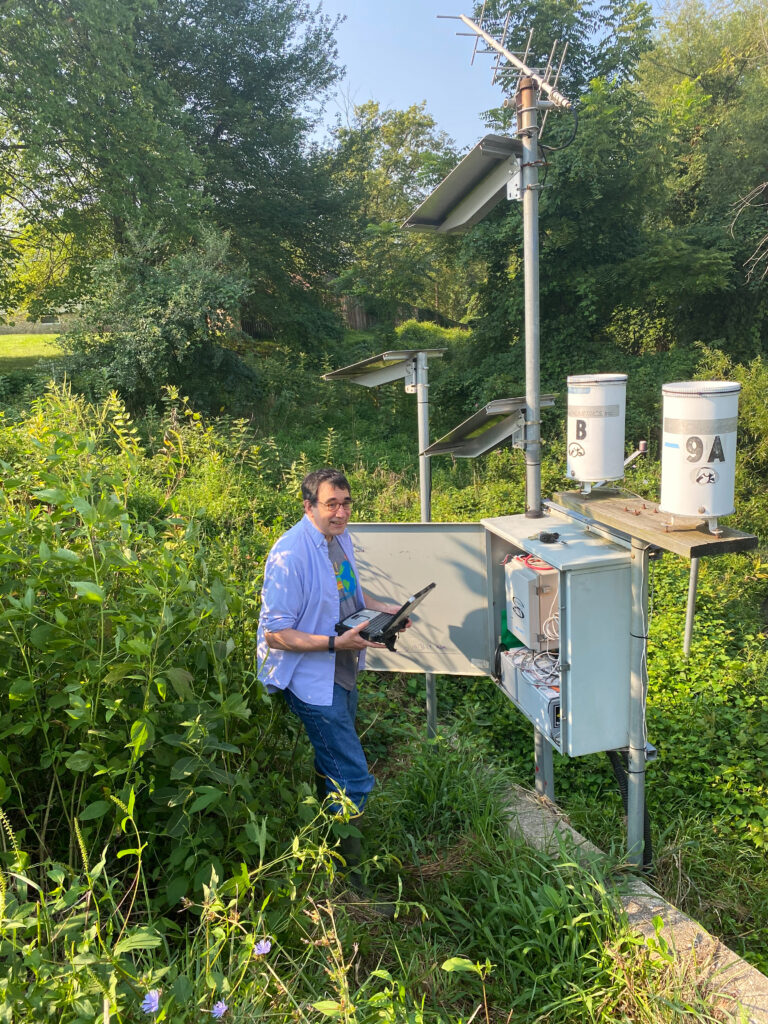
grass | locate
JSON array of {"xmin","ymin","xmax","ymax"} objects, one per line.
[
  {"xmin": 3, "ymin": 726, "xmax": 740, "ymax": 1023},
  {"xmin": 349, "ymin": 732, "xmax": 742, "ymax": 1024},
  {"xmin": 0, "ymin": 332, "xmax": 63, "ymax": 372}
]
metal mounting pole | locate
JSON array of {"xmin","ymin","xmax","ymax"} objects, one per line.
[
  {"xmin": 518, "ymin": 77, "xmax": 543, "ymax": 520},
  {"xmin": 683, "ymin": 557, "xmax": 699, "ymax": 658},
  {"xmin": 628, "ymin": 536, "xmax": 650, "ymax": 866},
  {"xmin": 518, "ymin": 76, "xmax": 553, "ymax": 794},
  {"xmin": 416, "ymin": 353, "xmax": 431, "ymax": 523},
  {"xmin": 415, "ymin": 352, "xmax": 437, "ymax": 737}
]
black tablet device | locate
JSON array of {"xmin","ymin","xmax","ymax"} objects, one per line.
[{"xmin": 335, "ymin": 582, "xmax": 436, "ymax": 651}]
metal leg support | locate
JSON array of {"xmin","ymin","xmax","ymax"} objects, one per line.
[
  {"xmin": 683, "ymin": 557, "xmax": 699, "ymax": 658},
  {"xmin": 414, "ymin": 352, "xmax": 437, "ymax": 737},
  {"xmin": 534, "ymin": 727, "xmax": 554, "ymax": 798},
  {"xmin": 627, "ymin": 537, "xmax": 650, "ymax": 867},
  {"xmin": 426, "ymin": 672, "xmax": 437, "ymax": 739}
]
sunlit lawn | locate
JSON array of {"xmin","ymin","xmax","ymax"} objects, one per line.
[{"xmin": 0, "ymin": 333, "xmax": 64, "ymax": 373}]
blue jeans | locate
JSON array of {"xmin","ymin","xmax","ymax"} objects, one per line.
[{"xmin": 284, "ymin": 684, "xmax": 375, "ymax": 817}]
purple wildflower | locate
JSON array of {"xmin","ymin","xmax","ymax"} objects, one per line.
[
  {"xmin": 211, "ymin": 1000, "xmax": 229, "ymax": 1019},
  {"xmin": 253, "ymin": 938, "xmax": 272, "ymax": 956},
  {"xmin": 141, "ymin": 990, "xmax": 161, "ymax": 1015}
]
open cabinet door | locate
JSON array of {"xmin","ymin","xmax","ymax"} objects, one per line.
[{"xmin": 349, "ymin": 522, "xmax": 494, "ymax": 677}]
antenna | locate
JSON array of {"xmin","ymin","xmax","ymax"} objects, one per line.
[
  {"xmin": 438, "ymin": 10, "xmax": 571, "ymax": 140},
  {"xmin": 456, "ymin": 12, "xmax": 572, "ymax": 111}
]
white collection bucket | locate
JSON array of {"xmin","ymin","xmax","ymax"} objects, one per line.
[
  {"xmin": 566, "ymin": 374, "xmax": 627, "ymax": 483},
  {"xmin": 659, "ymin": 381, "xmax": 740, "ymax": 519}
]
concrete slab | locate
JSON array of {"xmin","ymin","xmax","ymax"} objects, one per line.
[{"xmin": 504, "ymin": 784, "xmax": 768, "ymax": 1024}]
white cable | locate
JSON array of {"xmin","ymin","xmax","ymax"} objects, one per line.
[{"xmin": 510, "ymin": 646, "xmax": 559, "ymax": 686}]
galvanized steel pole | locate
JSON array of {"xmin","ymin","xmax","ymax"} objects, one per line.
[
  {"xmin": 416, "ymin": 352, "xmax": 431, "ymax": 523},
  {"xmin": 683, "ymin": 557, "xmax": 699, "ymax": 657},
  {"xmin": 518, "ymin": 78, "xmax": 543, "ymax": 520},
  {"xmin": 628, "ymin": 536, "xmax": 650, "ymax": 866},
  {"xmin": 416, "ymin": 352, "xmax": 437, "ymax": 737},
  {"xmin": 517, "ymin": 77, "xmax": 554, "ymax": 794}
]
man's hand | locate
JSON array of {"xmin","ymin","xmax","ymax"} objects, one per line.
[{"xmin": 335, "ymin": 621, "xmax": 387, "ymax": 650}]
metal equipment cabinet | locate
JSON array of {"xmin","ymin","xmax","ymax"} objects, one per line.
[
  {"xmin": 483, "ymin": 515, "xmax": 631, "ymax": 756},
  {"xmin": 350, "ymin": 509, "xmax": 632, "ymax": 758}
]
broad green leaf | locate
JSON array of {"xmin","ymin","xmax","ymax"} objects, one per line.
[
  {"xmin": 172, "ymin": 975, "xmax": 193, "ymax": 1004},
  {"xmin": 69, "ymin": 580, "xmax": 105, "ymax": 602},
  {"xmin": 79, "ymin": 800, "xmax": 112, "ymax": 821},
  {"xmin": 9, "ymin": 679, "xmax": 34, "ymax": 700},
  {"xmin": 127, "ymin": 719, "xmax": 154, "ymax": 757},
  {"xmin": 116, "ymin": 844, "xmax": 147, "ymax": 860},
  {"xmin": 312, "ymin": 1001, "xmax": 343, "ymax": 1017},
  {"xmin": 165, "ymin": 667, "xmax": 194, "ymax": 700},
  {"xmin": 441, "ymin": 957, "xmax": 477, "ymax": 974},
  {"xmin": 113, "ymin": 929, "xmax": 162, "ymax": 954},
  {"xmin": 66, "ymin": 750, "xmax": 94, "ymax": 772},
  {"xmin": 188, "ymin": 786, "xmax": 223, "ymax": 814},
  {"xmin": 53, "ymin": 548, "xmax": 82, "ymax": 563},
  {"xmin": 103, "ymin": 663, "xmax": 143, "ymax": 685},
  {"xmin": 72, "ymin": 496, "xmax": 98, "ymax": 524},
  {"xmin": 166, "ymin": 875, "xmax": 189, "ymax": 907},
  {"xmin": 30, "ymin": 623, "xmax": 55, "ymax": 649},
  {"xmin": 32, "ymin": 487, "xmax": 68, "ymax": 504},
  {"xmin": 170, "ymin": 756, "xmax": 199, "ymax": 780}
]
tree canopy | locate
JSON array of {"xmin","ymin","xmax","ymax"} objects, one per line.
[
  {"xmin": 455, "ymin": 0, "xmax": 767, "ymax": 379},
  {"xmin": 333, "ymin": 101, "xmax": 474, "ymax": 321},
  {"xmin": 0, "ymin": 0, "xmax": 346, "ymax": 337}
]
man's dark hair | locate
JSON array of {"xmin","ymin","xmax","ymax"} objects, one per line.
[{"xmin": 301, "ymin": 468, "xmax": 351, "ymax": 505}]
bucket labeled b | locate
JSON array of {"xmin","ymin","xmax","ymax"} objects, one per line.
[
  {"xmin": 567, "ymin": 374, "xmax": 627, "ymax": 483},
  {"xmin": 659, "ymin": 381, "xmax": 740, "ymax": 518}
]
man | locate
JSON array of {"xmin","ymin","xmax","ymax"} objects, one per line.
[{"xmin": 257, "ymin": 468, "xmax": 404, "ymax": 901}]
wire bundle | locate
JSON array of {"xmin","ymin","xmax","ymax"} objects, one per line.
[
  {"xmin": 509, "ymin": 646, "xmax": 560, "ymax": 686},
  {"xmin": 515, "ymin": 553, "xmax": 553, "ymax": 572}
]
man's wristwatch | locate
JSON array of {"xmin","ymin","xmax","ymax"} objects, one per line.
[{"xmin": 328, "ymin": 635, "xmax": 335, "ymax": 653}]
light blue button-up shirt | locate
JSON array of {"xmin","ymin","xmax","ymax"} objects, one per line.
[{"xmin": 257, "ymin": 515, "xmax": 365, "ymax": 706}]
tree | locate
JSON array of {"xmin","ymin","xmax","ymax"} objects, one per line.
[
  {"xmin": 0, "ymin": 0, "xmax": 346, "ymax": 340},
  {"xmin": 634, "ymin": 0, "xmax": 768, "ymax": 356},
  {"xmin": 333, "ymin": 101, "xmax": 477, "ymax": 321},
  {"xmin": 64, "ymin": 225, "xmax": 254, "ymax": 411},
  {"xmin": 459, "ymin": 0, "xmax": 660, "ymax": 357}
]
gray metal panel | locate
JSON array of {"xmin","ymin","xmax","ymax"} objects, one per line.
[
  {"xmin": 562, "ymin": 565, "xmax": 631, "ymax": 756},
  {"xmin": 348, "ymin": 522, "xmax": 493, "ymax": 676},
  {"xmin": 322, "ymin": 349, "xmax": 445, "ymax": 386},
  {"xmin": 482, "ymin": 512, "xmax": 631, "ymax": 570},
  {"xmin": 403, "ymin": 135, "xmax": 526, "ymax": 234},
  {"xmin": 424, "ymin": 395, "xmax": 556, "ymax": 457}
]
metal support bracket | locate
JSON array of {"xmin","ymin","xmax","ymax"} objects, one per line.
[
  {"xmin": 507, "ymin": 157, "xmax": 523, "ymax": 201},
  {"xmin": 404, "ymin": 359, "xmax": 417, "ymax": 394}
]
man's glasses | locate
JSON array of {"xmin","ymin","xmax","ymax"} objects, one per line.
[{"xmin": 315, "ymin": 499, "xmax": 353, "ymax": 512}]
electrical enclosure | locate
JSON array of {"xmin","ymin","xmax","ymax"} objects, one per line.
[
  {"xmin": 350, "ymin": 509, "xmax": 631, "ymax": 758},
  {"xmin": 504, "ymin": 557, "xmax": 559, "ymax": 652}
]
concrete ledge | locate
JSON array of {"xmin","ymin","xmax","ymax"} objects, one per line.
[{"xmin": 505, "ymin": 784, "xmax": 768, "ymax": 1024}]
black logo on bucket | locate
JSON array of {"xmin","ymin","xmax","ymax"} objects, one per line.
[{"xmin": 693, "ymin": 467, "xmax": 718, "ymax": 485}]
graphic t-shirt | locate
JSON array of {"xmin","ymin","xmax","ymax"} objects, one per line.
[{"xmin": 327, "ymin": 535, "xmax": 362, "ymax": 690}]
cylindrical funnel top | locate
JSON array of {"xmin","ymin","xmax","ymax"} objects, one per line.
[
  {"xmin": 662, "ymin": 381, "xmax": 741, "ymax": 397},
  {"xmin": 568, "ymin": 373, "xmax": 628, "ymax": 386}
]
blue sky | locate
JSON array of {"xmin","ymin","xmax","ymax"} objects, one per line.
[{"xmin": 318, "ymin": 1, "xmax": 504, "ymax": 151}]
